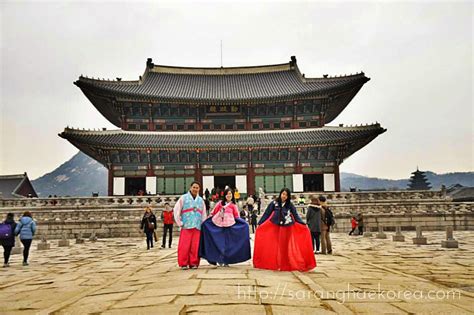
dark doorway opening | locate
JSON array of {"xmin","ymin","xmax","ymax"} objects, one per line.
[
  {"xmin": 303, "ymin": 174, "xmax": 324, "ymax": 192},
  {"xmin": 214, "ymin": 176, "xmax": 236, "ymax": 191},
  {"xmin": 125, "ymin": 177, "xmax": 146, "ymax": 195}
]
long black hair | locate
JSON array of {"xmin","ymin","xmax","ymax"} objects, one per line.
[
  {"xmin": 277, "ymin": 188, "xmax": 292, "ymax": 205},
  {"xmin": 221, "ymin": 187, "xmax": 236, "ymax": 204}
]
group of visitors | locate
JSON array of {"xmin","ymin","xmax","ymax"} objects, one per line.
[
  {"xmin": 0, "ymin": 211, "xmax": 37, "ymax": 267},
  {"xmin": 140, "ymin": 203, "xmax": 175, "ymax": 250},
  {"xmin": 151, "ymin": 181, "xmax": 321, "ymax": 272}
]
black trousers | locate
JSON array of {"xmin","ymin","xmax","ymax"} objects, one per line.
[
  {"xmin": 311, "ymin": 231, "xmax": 321, "ymax": 252},
  {"xmin": 162, "ymin": 224, "xmax": 173, "ymax": 247},
  {"xmin": 20, "ymin": 239, "xmax": 32, "ymax": 263},
  {"xmin": 251, "ymin": 224, "xmax": 257, "ymax": 233},
  {"xmin": 349, "ymin": 228, "xmax": 357, "ymax": 235},
  {"xmin": 358, "ymin": 225, "xmax": 364, "ymax": 235},
  {"xmin": 145, "ymin": 231, "xmax": 154, "ymax": 249},
  {"xmin": 2, "ymin": 245, "xmax": 13, "ymax": 264}
]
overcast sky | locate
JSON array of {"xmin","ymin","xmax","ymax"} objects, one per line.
[{"xmin": 1, "ymin": 1, "xmax": 472, "ymax": 180}]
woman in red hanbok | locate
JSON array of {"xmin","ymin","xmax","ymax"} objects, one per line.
[{"xmin": 253, "ymin": 188, "xmax": 316, "ymax": 272}]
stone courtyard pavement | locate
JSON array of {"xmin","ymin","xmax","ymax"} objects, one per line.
[{"xmin": 1, "ymin": 231, "xmax": 473, "ymax": 314}]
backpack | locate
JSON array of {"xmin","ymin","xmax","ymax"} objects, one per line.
[
  {"xmin": 324, "ymin": 207, "xmax": 335, "ymax": 227},
  {"xmin": 0, "ymin": 223, "xmax": 12, "ymax": 240}
]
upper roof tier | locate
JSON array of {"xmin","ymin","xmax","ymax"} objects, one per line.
[{"xmin": 75, "ymin": 56, "xmax": 369, "ymax": 103}]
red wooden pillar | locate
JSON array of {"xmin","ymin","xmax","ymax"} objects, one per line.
[
  {"xmin": 247, "ymin": 165, "xmax": 256, "ymax": 196},
  {"xmin": 108, "ymin": 168, "xmax": 114, "ymax": 196},
  {"xmin": 334, "ymin": 164, "xmax": 341, "ymax": 192}
]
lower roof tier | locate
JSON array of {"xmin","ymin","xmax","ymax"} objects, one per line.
[{"xmin": 60, "ymin": 124, "xmax": 386, "ymax": 151}]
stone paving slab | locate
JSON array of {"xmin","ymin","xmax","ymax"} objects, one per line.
[{"xmin": 0, "ymin": 232, "xmax": 473, "ymax": 314}]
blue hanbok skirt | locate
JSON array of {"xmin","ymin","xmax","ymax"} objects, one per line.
[{"xmin": 199, "ymin": 217, "xmax": 251, "ymax": 265}]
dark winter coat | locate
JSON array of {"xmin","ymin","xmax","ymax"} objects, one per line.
[
  {"xmin": 0, "ymin": 218, "xmax": 17, "ymax": 247},
  {"xmin": 306, "ymin": 205, "xmax": 322, "ymax": 232},
  {"xmin": 140, "ymin": 214, "xmax": 157, "ymax": 233}
]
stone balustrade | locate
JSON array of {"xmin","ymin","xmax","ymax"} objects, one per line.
[{"xmin": 0, "ymin": 190, "xmax": 471, "ymax": 238}]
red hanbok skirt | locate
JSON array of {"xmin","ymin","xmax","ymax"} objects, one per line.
[{"xmin": 253, "ymin": 213, "xmax": 316, "ymax": 272}]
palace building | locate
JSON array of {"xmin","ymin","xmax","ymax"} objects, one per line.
[{"xmin": 60, "ymin": 56, "xmax": 385, "ymax": 196}]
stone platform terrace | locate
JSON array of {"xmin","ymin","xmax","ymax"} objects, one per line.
[{"xmin": 0, "ymin": 231, "xmax": 473, "ymax": 314}]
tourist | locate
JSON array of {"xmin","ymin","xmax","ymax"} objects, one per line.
[
  {"xmin": 319, "ymin": 196, "xmax": 333, "ymax": 255},
  {"xmin": 349, "ymin": 216, "xmax": 358, "ymax": 235},
  {"xmin": 240, "ymin": 205, "xmax": 249, "ymax": 223},
  {"xmin": 140, "ymin": 207, "xmax": 157, "ymax": 250},
  {"xmin": 14, "ymin": 211, "xmax": 37, "ymax": 266},
  {"xmin": 306, "ymin": 196, "xmax": 322, "ymax": 254},
  {"xmin": 174, "ymin": 181, "xmax": 207, "ymax": 270},
  {"xmin": 204, "ymin": 188, "xmax": 210, "ymax": 201},
  {"xmin": 0, "ymin": 213, "xmax": 17, "ymax": 267},
  {"xmin": 253, "ymin": 188, "xmax": 316, "ymax": 271},
  {"xmin": 357, "ymin": 213, "xmax": 364, "ymax": 235},
  {"xmin": 199, "ymin": 188, "xmax": 251, "ymax": 266},
  {"xmin": 234, "ymin": 188, "xmax": 240, "ymax": 201},
  {"xmin": 250, "ymin": 210, "xmax": 258, "ymax": 234},
  {"xmin": 161, "ymin": 203, "xmax": 174, "ymax": 249}
]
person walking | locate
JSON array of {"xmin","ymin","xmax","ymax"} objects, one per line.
[
  {"xmin": 349, "ymin": 216, "xmax": 358, "ymax": 235},
  {"xmin": 306, "ymin": 196, "xmax": 322, "ymax": 254},
  {"xmin": 161, "ymin": 203, "xmax": 174, "ymax": 248},
  {"xmin": 14, "ymin": 211, "xmax": 36, "ymax": 266},
  {"xmin": 140, "ymin": 207, "xmax": 157, "ymax": 250},
  {"xmin": 0, "ymin": 213, "xmax": 17, "ymax": 267}
]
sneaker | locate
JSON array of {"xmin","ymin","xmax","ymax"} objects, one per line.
[
  {"xmin": 23, "ymin": 262, "xmax": 29, "ymax": 266},
  {"xmin": 161, "ymin": 245, "xmax": 165, "ymax": 249},
  {"xmin": 181, "ymin": 266, "xmax": 189, "ymax": 270},
  {"xmin": 2, "ymin": 263, "xmax": 7, "ymax": 268},
  {"xmin": 224, "ymin": 264, "xmax": 229, "ymax": 267},
  {"xmin": 328, "ymin": 250, "xmax": 333, "ymax": 254},
  {"xmin": 217, "ymin": 262, "xmax": 223, "ymax": 267},
  {"xmin": 168, "ymin": 245, "xmax": 172, "ymax": 248},
  {"xmin": 190, "ymin": 265, "xmax": 198, "ymax": 269}
]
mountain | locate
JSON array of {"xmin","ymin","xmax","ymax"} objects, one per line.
[
  {"xmin": 31, "ymin": 152, "xmax": 474, "ymax": 196},
  {"xmin": 32, "ymin": 152, "xmax": 107, "ymax": 197},
  {"xmin": 340, "ymin": 171, "xmax": 474, "ymax": 191}
]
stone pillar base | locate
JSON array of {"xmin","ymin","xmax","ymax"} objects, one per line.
[
  {"xmin": 76, "ymin": 239, "xmax": 85, "ymax": 244},
  {"xmin": 412, "ymin": 237, "xmax": 427, "ymax": 245},
  {"xmin": 392, "ymin": 235, "xmax": 405, "ymax": 242},
  {"xmin": 37, "ymin": 243, "xmax": 51, "ymax": 250},
  {"xmin": 376, "ymin": 233, "xmax": 387, "ymax": 239},
  {"xmin": 58, "ymin": 240, "xmax": 70, "ymax": 247},
  {"xmin": 363, "ymin": 232, "xmax": 373, "ymax": 237},
  {"xmin": 441, "ymin": 240, "xmax": 458, "ymax": 248}
]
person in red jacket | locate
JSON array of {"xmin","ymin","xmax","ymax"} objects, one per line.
[
  {"xmin": 349, "ymin": 216, "xmax": 358, "ymax": 235},
  {"xmin": 161, "ymin": 203, "xmax": 174, "ymax": 248}
]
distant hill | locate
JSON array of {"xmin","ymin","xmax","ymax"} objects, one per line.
[
  {"xmin": 340, "ymin": 171, "xmax": 474, "ymax": 191},
  {"xmin": 32, "ymin": 152, "xmax": 107, "ymax": 197},
  {"xmin": 31, "ymin": 151, "xmax": 474, "ymax": 196}
]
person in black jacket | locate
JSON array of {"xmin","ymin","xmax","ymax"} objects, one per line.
[
  {"xmin": 140, "ymin": 207, "xmax": 157, "ymax": 250},
  {"xmin": 1, "ymin": 213, "xmax": 17, "ymax": 267},
  {"xmin": 250, "ymin": 210, "xmax": 258, "ymax": 233},
  {"xmin": 306, "ymin": 196, "xmax": 322, "ymax": 253}
]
